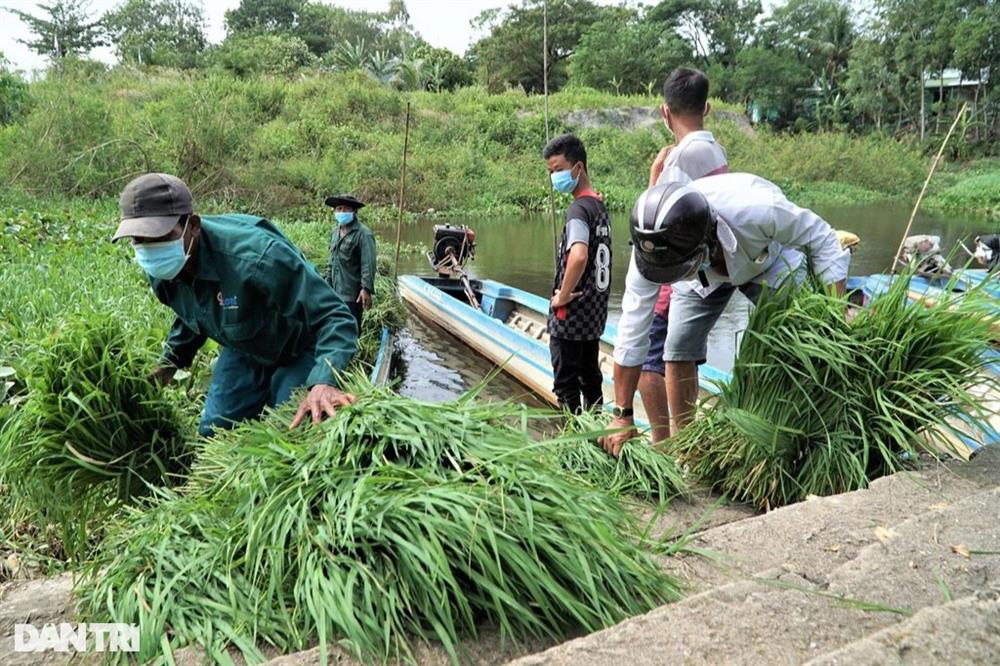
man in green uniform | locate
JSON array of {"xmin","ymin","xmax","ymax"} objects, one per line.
[
  {"xmin": 323, "ymin": 194, "xmax": 377, "ymax": 330},
  {"xmin": 112, "ymin": 173, "xmax": 359, "ymax": 436}
]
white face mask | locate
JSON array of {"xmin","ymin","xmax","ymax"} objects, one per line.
[{"xmin": 133, "ymin": 218, "xmax": 191, "ymax": 280}]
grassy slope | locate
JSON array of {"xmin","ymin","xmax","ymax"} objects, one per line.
[{"xmin": 0, "ymin": 68, "xmax": 957, "ymax": 217}]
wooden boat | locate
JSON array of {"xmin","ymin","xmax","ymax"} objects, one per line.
[{"xmin": 398, "ymin": 275, "xmax": 731, "ymax": 428}]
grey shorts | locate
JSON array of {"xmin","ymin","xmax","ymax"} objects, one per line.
[{"xmin": 664, "ymin": 281, "xmax": 761, "ymax": 363}]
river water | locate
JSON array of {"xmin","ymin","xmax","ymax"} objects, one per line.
[{"xmin": 377, "ymin": 201, "xmax": 994, "ymax": 401}]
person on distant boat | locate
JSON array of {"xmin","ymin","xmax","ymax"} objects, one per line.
[
  {"xmin": 640, "ymin": 66, "xmax": 729, "ymax": 443},
  {"xmin": 113, "ymin": 173, "xmax": 358, "ymax": 436},
  {"xmin": 600, "ymin": 173, "xmax": 850, "ymax": 455},
  {"xmin": 323, "ymin": 193, "xmax": 377, "ymax": 331},
  {"xmin": 543, "ymin": 133, "xmax": 612, "ymax": 414}
]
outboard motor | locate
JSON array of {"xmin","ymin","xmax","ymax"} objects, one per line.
[
  {"xmin": 430, "ymin": 224, "xmax": 476, "ymax": 275},
  {"xmin": 428, "ymin": 224, "xmax": 479, "ymax": 308},
  {"xmin": 899, "ymin": 235, "xmax": 952, "ymax": 276},
  {"xmin": 974, "ymin": 234, "xmax": 1000, "ymax": 270}
]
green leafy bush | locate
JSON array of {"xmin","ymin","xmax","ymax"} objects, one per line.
[{"xmin": 0, "ymin": 69, "xmax": 935, "ymax": 214}]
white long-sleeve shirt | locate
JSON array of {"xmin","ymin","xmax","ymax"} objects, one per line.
[
  {"xmin": 613, "ymin": 172, "xmax": 851, "ymax": 367},
  {"xmin": 657, "ymin": 131, "xmax": 729, "ymax": 299}
]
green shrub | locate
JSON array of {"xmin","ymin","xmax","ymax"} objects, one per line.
[
  {"xmin": 0, "ymin": 68, "xmax": 941, "ymax": 214},
  {"xmin": 925, "ymin": 167, "xmax": 1000, "ymax": 218}
]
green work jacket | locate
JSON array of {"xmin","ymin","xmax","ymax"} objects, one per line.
[
  {"xmin": 324, "ymin": 221, "xmax": 377, "ymax": 303},
  {"xmin": 150, "ymin": 214, "xmax": 357, "ymax": 388}
]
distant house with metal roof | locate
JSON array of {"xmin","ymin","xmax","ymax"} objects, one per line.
[
  {"xmin": 919, "ymin": 68, "xmax": 991, "ymax": 138},
  {"xmin": 923, "ymin": 68, "xmax": 990, "ymax": 91}
]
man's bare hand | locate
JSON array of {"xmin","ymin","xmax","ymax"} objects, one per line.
[
  {"xmin": 597, "ymin": 417, "xmax": 638, "ymax": 457},
  {"xmin": 357, "ymin": 288, "xmax": 373, "ymax": 310},
  {"xmin": 550, "ymin": 289, "xmax": 582, "ymax": 310},
  {"xmin": 148, "ymin": 366, "xmax": 177, "ymax": 386},
  {"xmin": 649, "ymin": 145, "xmax": 676, "ymax": 187},
  {"xmin": 290, "ymin": 384, "xmax": 357, "ymax": 429}
]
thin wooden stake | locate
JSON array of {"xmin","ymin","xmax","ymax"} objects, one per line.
[
  {"xmin": 891, "ymin": 103, "xmax": 968, "ymax": 274},
  {"xmin": 393, "ymin": 102, "xmax": 412, "ymax": 280},
  {"xmin": 543, "ymin": 0, "xmax": 558, "ymax": 269}
]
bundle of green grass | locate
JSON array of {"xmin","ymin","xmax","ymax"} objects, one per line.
[
  {"xmin": 78, "ymin": 382, "xmax": 681, "ymax": 663},
  {"xmin": 556, "ymin": 410, "xmax": 687, "ymax": 503},
  {"xmin": 0, "ymin": 316, "xmax": 191, "ymax": 555},
  {"xmin": 667, "ymin": 273, "xmax": 997, "ymax": 510}
]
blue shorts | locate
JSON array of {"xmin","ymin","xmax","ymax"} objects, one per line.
[{"xmin": 641, "ymin": 314, "xmax": 669, "ymax": 375}]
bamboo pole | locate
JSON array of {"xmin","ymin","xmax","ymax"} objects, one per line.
[
  {"xmin": 890, "ymin": 102, "xmax": 968, "ymax": 274},
  {"xmin": 392, "ymin": 102, "xmax": 412, "ymax": 280},
  {"xmin": 543, "ymin": 0, "xmax": 558, "ymax": 269}
]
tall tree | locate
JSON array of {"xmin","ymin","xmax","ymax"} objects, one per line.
[
  {"xmin": 224, "ymin": 0, "xmax": 304, "ymax": 33},
  {"xmin": 844, "ymin": 36, "xmax": 909, "ymax": 131},
  {"xmin": 760, "ymin": 0, "xmax": 855, "ymax": 88},
  {"xmin": 730, "ymin": 46, "xmax": 814, "ymax": 125},
  {"xmin": 8, "ymin": 0, "xmax": 106, "ymax": 60},
  {"xmin": 951, "ymin": 1, "xmax": 1000, "ymax": 141},
  {"xmin": 570, "ymin": 10, "xmax": 693, "ymax": 94},
  {"xmin": 649, "ymin": 0, "xmax": 762, "ymax": 69},
  {"xmin": 886, "ymin": 0, "xmax": 974, "ymax": 132},
  {"xmin": 104, "ymin": 0, "xmax": 207, "ymax": 68},
  {"xmin": 226, "ymin": 0, "xmax": 416, "ymax": 59},
  {"xmin": 469, "ymin": 0, "xmax": 625, "ymax": 93}
]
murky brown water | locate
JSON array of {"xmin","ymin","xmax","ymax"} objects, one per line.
[{"xmin": 380, "ymin": 202, "xmax": 994, "ymax": 401}]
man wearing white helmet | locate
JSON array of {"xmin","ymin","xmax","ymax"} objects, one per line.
[{"xmin": 600, "ymin": 173, "xmax": 850, "ymax": 455}]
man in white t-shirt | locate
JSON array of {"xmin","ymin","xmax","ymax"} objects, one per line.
[
  {"xmin": 639, "ymin": 67, "xmax": 729, "ymax": 442},
  {"xmin": 601, "ymin": 174, "xmax": 850, "ymax": 455}
]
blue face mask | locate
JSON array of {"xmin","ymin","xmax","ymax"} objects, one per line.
[
  {"xmin": 133, "ymin": 221, "xmax": 190, "ymax": 280},
  {"xmin": 550, "ymin": 167, "xmax": 579, "ymax": 194},
  {"xmin": 335, "ymin": 211, "xmax": 355, "ymax": 225}
]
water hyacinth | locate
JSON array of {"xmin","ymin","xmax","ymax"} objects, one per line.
[
  {"xmin": 0, "ymin": 316, "xmax": 191, "ymax": 555},
  {"xmin": 78, "ymin": 382, "xmax": 682, "ymax": 663},
  {"xmin": 556, "ymin": 410, "xmax": 688, "ymax": 503},
  {"xmin": 667, "ymin": 272, "xmax": 998, "ymax": 510}
]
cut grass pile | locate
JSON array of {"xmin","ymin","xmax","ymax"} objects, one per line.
[
  {"xmin": 77, "ymin": 382, "xmax": 682, "ymax": 663},
  {"xmin": 556, "ymin": 410, "xmax": 687, "ymax": 503},
  {"xmin": 0, "ymin": 316, "xmax": 192, "ymax": 558},
  {"xmin": 667, "ymin": 273, "xmax": 998, "ymax": 509}
]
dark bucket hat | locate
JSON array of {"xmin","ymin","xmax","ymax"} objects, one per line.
[{"xmin": 324, "ymin": 194, "xmax": 366, "ymax": 209}]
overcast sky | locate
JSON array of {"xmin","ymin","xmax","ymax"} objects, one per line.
[{"xmin": 0, "ymin": 0, "xmax": 631, "ymax": 75}]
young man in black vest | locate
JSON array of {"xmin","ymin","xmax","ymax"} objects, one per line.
[{"xmin": 542, "ymin": 133, "xmax": 613, "ymax": 413}]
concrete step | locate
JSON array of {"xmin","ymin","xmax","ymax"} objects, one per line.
[
  {"xmin": 655, "ymin": 446, "xmax": 1000, "ymax": 592},
  {"xmin": 510, "ymin": 480, "xmax": 1000, "ymax": 665},
  {"xmin": 0, "ymin": 573, "xmax": 95, "ymax": 665},
  {"xmin": 806, "ymin": 592, "xmax": 1000, "ymax": 665}
]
